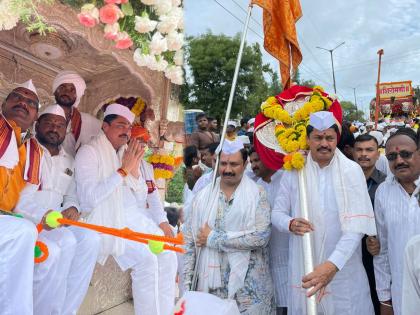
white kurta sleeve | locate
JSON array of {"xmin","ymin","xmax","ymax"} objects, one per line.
[
  {"xmin": 145, "ymin": 189, "xmax": 168, "ymax": 225},
  {"xmin": 327, "ymin": 232, "xmax": 363, "ymax": 270},
  {"xmin": 271, "ymin": 172, "xmax": 294, "ymax": 233},
  {"xmin": 402, "ymin": 235, "xmax": 420, "ymax": 314},
  {"xmin": 74, "ymin": 145, "xmax": 123, "ymax": 212},
  {"xmin": 373, "ymin": 187, "xmax": 392, "ymax": 302},
  {"xmin": 15, "ymin": 183, "xmax": 48, "ymax": 224},
  {"xmin": 62, "ymin": 175, "xmax": 80, "ymax": 212}
]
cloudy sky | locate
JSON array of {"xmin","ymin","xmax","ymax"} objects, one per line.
[{"xmin": 184, "ymin": 0, "xmax": 420, "ymax": 118}]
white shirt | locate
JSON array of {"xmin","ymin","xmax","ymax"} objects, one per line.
[
  {"xmin": 257, "ymin": 171, "xmax": 289, "ymax": 307},
  {"xmin": 375, "ymin": 154, "xmax": 392, "ymax": 177},
  {"xmin": 402, "ymin": 234, "xmax": 420, "ymax": 315},
  {"xmin": 63, "ymin": 111, "xmax": 101, "ymax": 157},
  {"xmin": 16, "ymin": 147, "xmax": 79, "ymax": 223},
  {"xmin": 192, "ymin": 171, "xmax": 213, "ymax": 194},
  {"xmin": 374, "ymin": 176, "xmax": 420, "ymax": 315}
]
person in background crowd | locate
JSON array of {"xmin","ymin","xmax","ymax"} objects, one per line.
[
  {"xmin": 337, "ymin": 122, "xmax": 355, "ymax": 160},
  {"xmin": 374, "ymin": 128, "xmax": 420, "ymax": 315},
  {"xmin": 249, "ymin": 148, "xmax": 288, "ymax": 315},
  {"xmin": 190, "ymin": 113, "xmax": 219, "ymax": 154},
  {"xmin": 207, "ymin": 117, "xmax": 219, "ymax": 135},
  {"xmin": 353, "ymin": 134, "xmax": 387, "ymax": 315},
  {"xmin": 238, "ymin": 118, "xmax": 248, "ymax": 136}
]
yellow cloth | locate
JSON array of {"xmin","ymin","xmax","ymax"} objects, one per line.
[
  {"xmin": 0, "ymin": 121, "xmax": 26, "ymax": 212},
  {"xmin": 251, "ymin": 0, "xmax": 302, "ymax": 88}
]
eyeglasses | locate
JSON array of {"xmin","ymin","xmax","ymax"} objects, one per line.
[
  {"xmin": 8, "ymin": 92, "xmax": 39, "ymax": 109},
  {"xmin": 385, "ymin": 150, "xmax": 415, "ymax": 161}
]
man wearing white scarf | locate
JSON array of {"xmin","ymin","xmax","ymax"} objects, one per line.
[
  {"xmin": 52, "ymin": 70, "xmax": 101, "ymax": 157},
  {"xmin": 16, "ymin": 105, "xmax": 100, "ymax": 314},
  {"xmin": 183, "ymin": 138, "xmax": 275, "ymax": 314},
  {"xmin": 74, "ymin": 103, "xmax": 177, "ymax": 315},
  {"xmin": 272, "ymin": 111, "xmax": 377, "ymax": 315}
]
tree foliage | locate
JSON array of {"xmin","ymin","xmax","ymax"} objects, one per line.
[
  {"xmin": 181, "ymin": 33, "xmax": 277, "ymax": 119},
  {"xmin": 341, "ymin": 101, "xmax": 366, "ymax": 122}
]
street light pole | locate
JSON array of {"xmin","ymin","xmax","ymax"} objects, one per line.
[
  {"xmin": 353, "ymin": 87, "xmax": 358, "ymax": 120},
  {"xmin": 316, "ymin": 42, "xmax": 345, "ymax": 93}
]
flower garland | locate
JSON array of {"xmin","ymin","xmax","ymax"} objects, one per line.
[
  {"xmin": 75, "ymin": 0, "xmax": 184, "ymax": 85},
  {"xmin": 148, "ymin": 153, "xmax": 175, "ymax": 179},
  {"xmin": 260, "ymin": 86, "xmax": 333, "ymax": 171},
  {"xmin": 131, "ymin": 97, "xmax": 146, "ymax": 116}
]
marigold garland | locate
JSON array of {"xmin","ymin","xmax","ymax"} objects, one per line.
[
  {"xmin": 260, "ymin": 86, "xmax": 332, "ymax": 171},
  {"xmin": 148, "ymin": 154, "xmax": 175, "ymax": 179},
  {"xmin": 131, "ymin": 98, "xmax": 146, "ymax": 116}
]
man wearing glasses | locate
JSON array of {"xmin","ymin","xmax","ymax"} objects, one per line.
[{"xmin": 374, "ymin": 128, "xmax": 420, "ymax": 315}]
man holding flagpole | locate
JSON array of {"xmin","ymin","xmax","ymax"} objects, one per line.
[{"xmin": 272, "ymin": 111, "xmax": 376, "ymax": 314}]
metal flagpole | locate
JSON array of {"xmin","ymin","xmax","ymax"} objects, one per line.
[
  {"xmin": 298, "ymin": 169, "xmax": 317, "ymax": 315},
  {"xmin": 190, "ymin": 3, "xmax": 254, "ymax": 291}
]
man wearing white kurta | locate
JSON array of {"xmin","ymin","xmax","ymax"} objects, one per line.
[
  {"xmin": 75, "ymin": 103, "xmax": 177, "ymax": 315},
  {"xmin": 16, "ymin": 105, "xmax": 100, "ymax": 314},
  {"xmin": 52, "ymin": 71, "xmax": 101, "ymax": 157},
  {"xmin": 272, "ymin": 111, "xmax": 376, "ymax": 315},
  {"xmin": 373, "ymin": 129, "xmax": 420, "ymax": 315},
  {"xmin": 402, "ymin": 234, "xmax": 420, "ymax": 315},
  {"xmin": 0, "ymin": 80, "xmax": 45, "ymax": 315},
  {"xmin": 249, "ymin": 148, "xmax": 287, "ymax": 315}
]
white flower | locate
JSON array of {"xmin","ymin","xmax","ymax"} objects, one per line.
[
  {"xmin": 155, "ymin": 56, "xmax": 169, "ymax": 71},
  {"xmin": 104, "ymin": 22, "xmax": 120, "ymax": 40},
  {"xmin": 157, "ymin": 14, "xmax": 178, "ymax": 34},
  {"xmin": 168, "ymin": 6, "xmax": 183, "ymax": 30},
  {"xmin": 141, "ymin": 0, "xmax": 157, "ymax": 5},
  {"xmin": 150, "ymin": 32, "xmax": 168, "ymax": 55},
  {"xmin": 154, "ymin": 0, "xmax": 172, "ymax": 16},
  {"xmin": 134, "ymin": 49, "xmax": 157, "ymax": 69},
  {"xmin": 0, "ymin": 0, "xmax": 19, "ymax": 31},
  {"xmin": 172, "ymin": 0, "xmax": 181, "ymax": 6},
  {"xmin": 173, "ymin": 49, "xmax": 183, "ymax": 66},
  {"xmin": 135, "ymin": 15, "xmax": 157, "ymax": 33},
  {"xmin": 166, "ymin": 31, "xmax": 184, "ymax": 51},
  {"xmin": 165, "ymin": 65, "xmax": 183, "ymax": 85}
]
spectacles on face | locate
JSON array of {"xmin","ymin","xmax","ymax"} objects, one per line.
[
  {"xmin": 385, "ymin": 150, "xmax": 415, "ymax": 161},
  {"xmin": 9, "ymin": 92, "xmax": 39, "ymax": 109}
]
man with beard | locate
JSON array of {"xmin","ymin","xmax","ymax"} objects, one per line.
[
  {"xmin": 0, "ymin": 80, "xmax": 42, "ymax": 314},
  {"xmin": 353, "ymin": 134, "xmax": 387, "ymax": 315},
  {"xmin": 374, "ymin": 128, "xmax": 420, "ymax": 315},
  {"xmin": 75, "ymin": 103, "xmax": 177, "ymax": 315},
  {"xmin": 183, "ymin": 138, "xmax": 275, "ymax": 314},
  {"xmin": 52, "ymin": 70, "xmax": 101, "ymax": 156},
  {"xmin": 16, "ymin": 105, "xmax": 100, "ymax": 314},
  {"xmin": 272, "ymin": 111, "xmax": 376, "ymax": 315},
  {"xmin": 190, "ymin": 113, "xmax": 219, "ymax": 154},
  {"xmin": 249, "ymin": 148, "xmax": 288, "ymax": 315}
]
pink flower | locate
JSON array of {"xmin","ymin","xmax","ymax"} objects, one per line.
[
  {"xmin": 104, "ymin": 22, "xmax": 119, "ymax": 40},
  {"xmin": 115, "ymin": 32, "xmax": 133, "ymax": 49},
  {"xmin": 77, "ymin": 13, "xmax": 98, "ymax": 27},
  {"xmin": 105, "ymin": 0, "xmax": 128, "ymax": 3},
  {"xmin": 99, "ymin": 4, "xmax": 123, "ymax": 25}
]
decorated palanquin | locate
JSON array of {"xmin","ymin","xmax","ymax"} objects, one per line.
[{"xmin": 254, "ymin": 85, "xmax": 342, "ymax": 171}]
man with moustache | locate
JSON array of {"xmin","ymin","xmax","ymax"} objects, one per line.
[
  {"xmin": 353, "ymin": 134, "xmax": 387, "ymax": 315},
  {"xmin": 272, "ymin": 111, "xmax": 376, "ymax": 315},
  {"xmin": 183, "ymin": 138, "xmax": 275, "ymax": 314},
  {"xmin": 374, "ymin": 128, "xmax": 420, "ymax": 315},
  {"xmin": 16, "ymin": 105, "xmax": 100, "ymax": 314},
  {"xmin": 52, "ymin": 70, "xmax": 101, "ymax": 156},
  {"xmin": 75, "ymin": 103, "xmax": 177, "ymax": 315},
  {"xmin": 0, "ymin": 80, "xmax": 41, "ymax": 314},
  {"xmin": 249, "ymin": 148, "xmax": 288, "ymax": 315}
]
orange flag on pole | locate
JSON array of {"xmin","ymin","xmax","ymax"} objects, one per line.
[{"xmin": 251, "ymin": 0, "xmax": 303, "ymax": 89}]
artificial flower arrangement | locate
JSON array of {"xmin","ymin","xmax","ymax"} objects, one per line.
[
  {"xmin": 76, "ymin": 0, "xmax": 184, "ymax": 85},
  {"xmin": 1, "ymin": 0, "xmax": 184, "ymax": 85},
  {"xmin": 148, "ymin": 153, "xmax": 175, "ymax": 179},
  {"xmin": 260, "ymin": 86, "xmax": 332, "ymax": 170}
]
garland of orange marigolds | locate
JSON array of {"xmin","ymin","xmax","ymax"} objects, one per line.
[{"xmin": 260, "ymin": 86, "xmax": 333, "ymax": 170}]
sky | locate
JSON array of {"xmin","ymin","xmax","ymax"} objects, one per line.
[{"xmin": 184, "ymin": 0, "xmax": 420, "ymax": 118}]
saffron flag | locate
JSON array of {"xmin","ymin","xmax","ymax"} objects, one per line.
[{"xmin": 251, "ymin": 0, "xmax": 303, "ymax": 88}]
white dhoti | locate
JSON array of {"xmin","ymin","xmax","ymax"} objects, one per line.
[
  {"xmin": 0, "ymin": 216, "xmax": 37, "ymax": 315},
  {"xmin": 33, "ymin": 226, "xmax": 100, "ymax": 315}
]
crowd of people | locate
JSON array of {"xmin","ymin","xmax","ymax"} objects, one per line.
[
  {"xmin": 1, "ymin": 75, "xmax": 420, "ymax": 315},
  {"xmin": 182, "ymin": 110, "xmax": 420, "ymax": 315}
]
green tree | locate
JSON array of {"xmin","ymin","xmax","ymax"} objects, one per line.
[
  {"xmin": 341, "ymin": 101, "xmax": 366, "ymax": 122},
  {"xmin": 182, "ymin": 33, "xmax": 275, "ymax": 119},
  {"xmin": 165, "ymin": 167, "xmax": 184, "ymax": 204}
]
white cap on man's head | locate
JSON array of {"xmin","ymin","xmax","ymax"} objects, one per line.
[
  {"xmin": 16, "ymin": 79, "xmax": 38, "ymax": 97},
  {"xmin": 369, "ymin": 130, "xmax": 384, "ymax": 146},
  {"xmin": 104, "ymin": 103, "xmax": 135, "ymax": 124},
  {"xmin": 39, "ymin": 104, "xmax": 66, "ymax": 119},
  {"xmin": 248, "ymin": 118, "xmax": 255, "ymax": 126},
  {"xmin": 309, "ymin": 111, "xmax": 335, "ymax": 131},
  {"xmin": 216, "ymin": 138, "xmax": 244, "ymax": 155},
  {"xmin": 227, "ymin": 120, "xmax": 237, "ymax": 128},
  {"xmin": 52, "ymin": 70, "xmax": 86, "ymax": 108}
]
